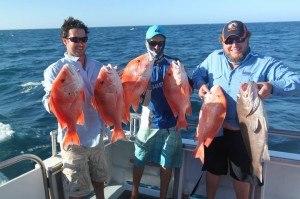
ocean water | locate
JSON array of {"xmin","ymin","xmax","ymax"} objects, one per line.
[{"xmin": 0, "ymin": 22, "xmax": 300, "ymax": 182}]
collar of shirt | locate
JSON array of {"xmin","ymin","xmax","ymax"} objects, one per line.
[{"xmin": 64, "ymin": 52, "xmax": 80, "ymax": 62}]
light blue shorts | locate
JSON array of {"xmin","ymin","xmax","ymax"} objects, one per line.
[{"xmin": 134, "ymin": 127, "xmax": 183, "ymax": 168}]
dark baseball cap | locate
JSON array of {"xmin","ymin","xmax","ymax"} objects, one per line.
[{"xmin": 222, "ymin": 20, "xmax": 248, "ymax": 41}]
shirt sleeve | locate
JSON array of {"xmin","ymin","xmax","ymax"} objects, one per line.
[
  {"xmin": 267, "ymin": 59, "xmax": 300, "ymax": 96},
  {"xmin": 191, "ymin": 57, "xmax": 210, "ymax": 89},
  {"xmin": 42, "ymin": 64, "xmax": 61, "ymax": 113}
]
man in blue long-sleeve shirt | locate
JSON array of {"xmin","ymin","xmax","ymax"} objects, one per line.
[{"xmin": 192, "ymin": 20, "xmax": 300, "ymax": 199}]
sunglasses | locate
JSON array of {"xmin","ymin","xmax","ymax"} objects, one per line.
[
  {"xmin": 66, "ymin": 37, "xmax": 88, "ymax": 43},
  {"xmin": 148, "ymin": 40, "xmax": 165, "ymax": 47},
  {"xmin": 224, "ymin": 37, "xmax": 246, "ymax": 45}
]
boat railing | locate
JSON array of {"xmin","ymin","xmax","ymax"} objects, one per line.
[
  {"xmin": 0, "ymin": 154, "xmax": 50, "ymax": 199},
  {"xmin": 127, "ymin": 113, "xmax": 300, "ymax": 139},
  {"xmin": 48, "ymin": 113, "xmax": 142, "ymax": 157},
  {"xmin": 48, "ymin": 112, "xmax": 300, "ymax": 157},
  {"xmin": 50, "ymin": 130, "xmax": 58, "ymax": 156}
]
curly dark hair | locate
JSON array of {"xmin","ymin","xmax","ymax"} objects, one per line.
[{"xmin": 60, "ymin": 16, "xmax": 89, "ymax": 38}]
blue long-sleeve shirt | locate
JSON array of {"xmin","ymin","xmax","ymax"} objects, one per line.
[
  {"xmin": 42, "ymin": 53, "xmax": 109, "ymax": 147},
  {"xmin": 192, "ymin": 49, "xmax": 300, "ymax": 135}
]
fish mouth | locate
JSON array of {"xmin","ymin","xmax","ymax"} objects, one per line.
[
  {"xmin": 103, "ymin": 65, "xmax": 114, "ymax": 74},
  {"xmin": 65, "ymin": 64, "xmax": 77, "ymax": 75},
  {"xmin": 241, "ymin": 82, "xmax": 249, "ymax": 92}
]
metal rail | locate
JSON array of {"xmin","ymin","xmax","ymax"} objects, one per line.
[
  {"xmin": 128, "ymin": 113, "xmax": 300, "ymax": 139},
  {"xmin": 0, "ymin": 154, "xmax": 50, "ymax": 199},
  {"xmin": 50, "ymin": 130, "xmax": 58, "ymax": 156}
]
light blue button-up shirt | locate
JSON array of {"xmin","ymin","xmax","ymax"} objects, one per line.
[
  {"xmin": 42, "ymin": 53, "xmax": 109, "ymax": 147},
  {"xmin": 192, "ymin": 49, "xmax": 300, "ymax": 136}
]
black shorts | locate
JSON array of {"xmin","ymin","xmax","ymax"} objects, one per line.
[{"xmin": 202, "ymin": 129, "xmax": 263, "ymax": 186}]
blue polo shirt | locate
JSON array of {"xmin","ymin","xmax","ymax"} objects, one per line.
[{"xmin": 192, "ymin": 49, "xmax": 300, "ymax": 135}]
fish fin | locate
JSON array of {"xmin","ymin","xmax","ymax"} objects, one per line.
[
  {"xmin": 262, "ymin": 144, "xmax": 270, "ymax": 161},
  {"xmin": 59, "ymin": 121, "xmax": 68, "ymax": 131},
  {"xmin": 110, "ymin": 128, "xmax": 126, "ymax": 143},
  {"xmin": 132, "ymin": 97, "xmax": 140, "ymax": 112},
  {"xmin": 166, "ymin": 99, "xmax": 179, "ymax": 117},
  {"xmin": 49, "ymin": 98, "xmax": 68, "ymax": 129},
  {"xmin": 62, "ymin": 130, "xmax": 80, "ymax": 150},
  {"xmin": 124, "ymin": 108, "xmax": 131, "ymax": 124},
  {"xmin": 176, "ymin": 116, "xmax": 188, "ymax": 131},
  {"xmin": 91, "ymin": 96, "xmax": 97, "ymax": 110},
  {"xmin": 82, "ymin": 89, "xmax": 86, "ymax": 102},
  {"xmin": 77, "ymin": 90, "xmax": 85, "ymax": 125},
  {"xmin": 121, "ymin": 105, "xmax": 129, "ymax": 125},
  {"xmin": 122, "ymin": 93, "xmax": 131, "ymax": 122},
  {"xmin": 49, "ymin": 98, "xmax": 54, "ymax": 113},
  {"xmin": 187, "ymin": 104, "xmax": 192, "ymax": 116},
  {"xmin": 204, "ymin": 137, "xmax": 213, "ymax": 148},
  {"xmin": 195, "ymin": 124, "xmax": 201, "ymax": 140},
  {"xmin": 193, "ymin": 143, "xmax": 205, "ymax": 164},
  {"xmin": 250, "ymin": 117, "xmax": 261, "ymax": 133},
  {"xmin": 247, "ymin": 97, "xmax": 261, "ymax": 117},
  {"xmin": 253, "ymin": 163, "xmax": 263, "ymax": 184},
  {"xmin": 77, "ymin": 111, "xmax": 85, "ymax": 125},
  {"xmin": 188, "ymin": 85, "xmax": 193, "ymax": 95}
]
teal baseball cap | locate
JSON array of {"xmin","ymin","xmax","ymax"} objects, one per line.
[{"xmin": 145, "ymin": 25, "xmax": 166, "ymax": 40}]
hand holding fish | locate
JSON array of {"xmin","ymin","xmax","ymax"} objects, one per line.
[
  {"xmin": 256, "ymin": 82, "xmax": 273, "ymax": 99},
  {"xmin": 198, "ymin": 84, "xmax": 210, "ymax": 100}
]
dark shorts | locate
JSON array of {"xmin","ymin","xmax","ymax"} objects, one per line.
[{"xmin": 203, "ymin": 129, "xmax": 263, "ymax": 185}]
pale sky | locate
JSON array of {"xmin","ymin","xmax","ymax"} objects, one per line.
[{"xmin": 1, "ymin": 0, "xmax": 299, "ymax": 30}]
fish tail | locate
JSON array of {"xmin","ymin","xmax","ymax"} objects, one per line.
[
  {"xmin": 193, "ymin": 143, "xmax": 205, "ymax": 164},
  {"xmin": 110, "ymin": 128, "xmax": 126, "ymax": 143},
  {"xmin": 62, "ymin": 130, "xmax": 80, "ymax": 150}
]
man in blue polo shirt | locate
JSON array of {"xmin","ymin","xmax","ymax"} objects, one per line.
[
  {"xmin": 192, "ymin": 20, "xmax": 300, "ymax": 199},
  {"xmin": 130, "ymin": 25, "xmax": 185, "ymax": 199}
]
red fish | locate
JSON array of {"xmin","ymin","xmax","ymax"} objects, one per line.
[
  {"xmin": 193, "ymin": 85, "xmax": 227, "ymax": 163},
  {"xmin": 163, "ymin": 60, "xmax": 192, "ymax": 131},
  {"xmin": 49, "ymin": 64, "xmax": 85, "ymax": 150},
  {"xmin": 119, "ymin": 54, "xmax": 154, "ymax": 122},
  {"xmin": 92, "ymin": 65, "xmax": 127, "ymax": 143}
]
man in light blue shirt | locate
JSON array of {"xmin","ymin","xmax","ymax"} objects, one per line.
[
  {"xmin": 42, "ymin": 17, "xmax": 109, "ymax": 199},
  {"xmin": 192, "ymin": 20, "xmax": 300, "ymax": 199}
]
